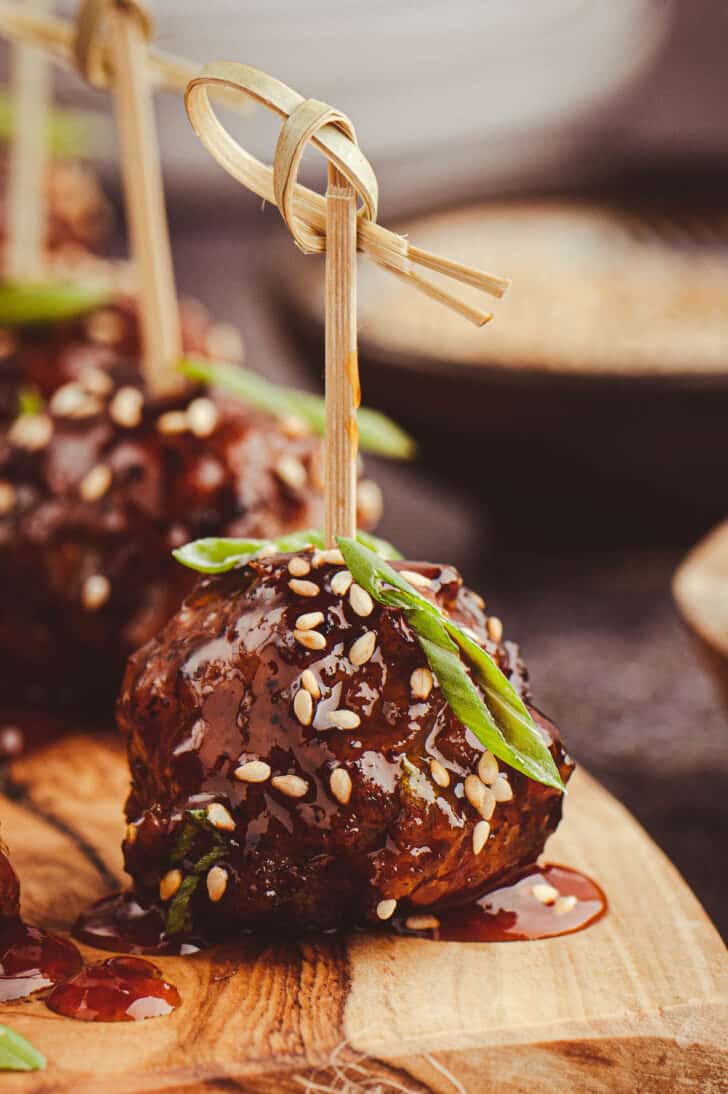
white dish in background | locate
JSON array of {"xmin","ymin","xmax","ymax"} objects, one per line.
[{"xmin": 48, "ymin": 0, "xmax": 671, "ymax": 212}]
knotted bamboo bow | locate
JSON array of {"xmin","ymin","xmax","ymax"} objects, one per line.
[{"xmin": 185, "ymin": 63, "xmax": 509, "ymax": 326}]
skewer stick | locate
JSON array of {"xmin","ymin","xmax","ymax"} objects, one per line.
[
  {"xmin": 106, "ymin": 1, "xmax": 182, "ymax": 397},
  {"xmin": 324, "ymin": 165, "xmax": 359, "ymax": 545},
  {"xmin": 7, "ymin": 0, "xmax": 51, "ymax": 282}
]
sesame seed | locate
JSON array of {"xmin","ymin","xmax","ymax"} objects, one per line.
[
  {"xmin": 85, "ymin": 307, "xmax": 126, "ymax": 345},
  {"xmin": 405, "ymin": 914, "xmax": 440, "ymax": 931},
  {"xmin": 187, "ymin": 397, "xmax": 219, "ymax": 437},
  {"xmin": 316, "ymin": 548, "xmax": 345, "ymax": 566},
  {"xmin": 206, "ymin": 802, "xmax": 236, "ymax": 831},
  {"xmin": 472, "ymin": 820, "xmax": 490, "ymax": 854},
  {"xmin": 464, "ymin": 774, "xmax": 496, "ymax": 820},
  {"xmin": 159, "ymin": 869, "xmax": 182, "ymax": 902},
  {"xmin": 429, "ymin": 759, "xmax": 450, "ymax": 787},
  {"xmin": 327, "ymin": 709, "xmax": 361, "ymax": 731},
  {"xmin": 125, "ymin": 822, "xmax": 138, "ymax": 845},
  {"xmin": 293, "ymin": 688, "xmax": 314, "ymax": 726},
  {"xmin": 288, "ymin": 556, "xmax": 311, "ymax": 577},
  {"xmin": 81, "ymin": 574, "xmax": 111, "ymax": 611},
  {"xmin": 477, "ymin": 751, "xmax": 499, "ymax": 785},
  {"xmin": 157, "ymin": 410, "xmax": 189, "ymax": 435},
  {"xmin": 279, "ymin": 413, "xmax": 309, "ymax": 439},
  {"xmin": 410, "ymin": 667, "xmax": 434, "ymax": 700},
  {"xmin": 271, "ymin": 774, "xmax": 308, "ymax": 798},
  {"xmin": 400, "ymin": 569, "xmax": 432, "ymax": 589},
  {"xmin": 376, "ymin": 899, "xmax": 397, "ymax": 921},
  {"xmin": 487, "ymin": 616, "xmax": 504, "ymax": 643},
  {"xmin": 50, "ymin": 382, "xmax": 90, "ymax": 417},
  {"xmin": 301, "ymin": 669, "xmax": 321, "ymax": 698},
  {"xmin": 554, "ymin": 894, "xmax": 578, "ymax": 915},
  {"xmin": 289, "ymin": 578, "xmax": 319, "ymax": 598},
  {"xmin": 109, "ymin": 386, "xmax": 143, "ymax": 428},
  {"xmin": 0, "ymin": 481, "xmax": 16, "ymax": 515},
  {"xmin": 295, "ymin": 610, "xmax": 324, "ymax": 631},
  {"xmin": 492, "ymin": 775, "xmax": 513, "ymax": 802},
  {"xmin": 79, "ymin": 463, "xmax": 112, "ymax": 502},
  {"xmin": 206, "ymin": 865, "xmax": 228, "ymax": 903},
  {"xmin": 294, "ymin": 629, "xmax": 326, "ymax": 651},
  {"xmin": 349, "ymin": 631, "xmax": 377, "ymax": 666},
  {"xmin": 257, "ymin": 545, "xmax": 277, "ymax": 559},
  {"xmin": 234, "ymin": 760, "xmax": 271, "ymax": 783},
  {"xmin": 276, "ymin": 454, "xmax": 307, "ymax": 491},
  {"xmin": 532, "ymin": 883, "xmax": 559, "ymax": 905},
  {"xmin": 349, "ymin": 583, "xmax": 373, "ymax": 617},
  {"xmin": 9, "ymin": 413, "xmax": 52, "ymax": 450},
  {"xmin": 204, "ymin": 321, "xmax": 244, "ymax": 362},
  {"xmin": 330, "ymin": 767, "xmax": 352, "ymax": 804},
  {"xmin": 79, "ymin": 367, "xmax": 113, "ymax": 397},
  {"xmin": 331, "ymin": 569, "xmax": 353, "ymax": 596},
  {"xmin": 357, "ymin": 479, "xmax": 383, "ymax": 525}
]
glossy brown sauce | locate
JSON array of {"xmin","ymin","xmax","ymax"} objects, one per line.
[
  {"xmin": 0, "ymin": 919, "xmax": 83, "ymax": 1002},
  {"xmin": 0, "ymin": 849, "xmax": 83, "ymax": 1001},
  {"xmin": 74, "ymin": 890, "xmax": 201, "ymax": 956},
  {"xmin": 394, "ymin": 865, "xmax": 606, "ymax": 942},
  {"xmin": 46, "ymin": 956, "xmax": 180, "ymax": 1022}
]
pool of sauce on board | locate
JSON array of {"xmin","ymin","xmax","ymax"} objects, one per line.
[
  {"xmin": 75, "ymin": 864, "xmax": 606, "ymax": 958},
  {"xmin": 394, "ymin": 864, "xmax": 607, "ymax": 941},
  {"xmin": 0, "ymin": 848, "xmax": 179, "ymax": 1019},
  {"xmin": 74, "ymin": 890, "xmax": 202, "ymax": 955},
  {"xmin": 46, "ymin": 956, "xmax": 180, "ymax": 1022},
  {"xmin": 0, "ymin": 848, "xmax": 83, "ymax": 1002}
]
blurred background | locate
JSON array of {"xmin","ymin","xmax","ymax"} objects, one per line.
[{"xmin": 3, "ymin": 0, "xmax": 726, "ymax": 930}]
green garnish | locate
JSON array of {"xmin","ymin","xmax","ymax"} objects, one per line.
[
  {"xmin": 179, "ymin": 357, "xmax": 416, "ymax": 461},
  {"xmin": 0, "ymin": 90, "xmax": 109, "ymax": 157},
  {"xmin": 172, "ymin": 528, "xmax": 402, "ymax": 575},
  {"xmin": 0, "ymin": 1026, "xmax": 46, "ymax": 1072},
  {"xmin": 165, "ymin": 810, "xmax": 229, "ymax": 936},
  {"xmin": 336, "ymin": 537, "xmax": 565, "ymax": 792},
  {"xmin": 0, "ymin": 280, "xmax": 111, "ymax": 326},
  {"xmin": 17, "ymin": 386, "xmax": 44, "ymax": 417}
]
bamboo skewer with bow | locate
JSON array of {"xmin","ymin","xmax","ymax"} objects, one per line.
[{"xmin": 185, "ymin": 63, "xmax": 510, "ymax": 542}]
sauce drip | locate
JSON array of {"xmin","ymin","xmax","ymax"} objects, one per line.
[
  {"xmin": 74, "ymin": 890, "xmax": 201, "ymax": 956},
  {"xmin": 0, "ymin": 846, "xmax": 83, "ymax": 1001},
  {"xmin": 396, "ymin": 865, "xmax": 606, "ymax": 942},
  {"xmin": 46, "ymin": 956, "xmax": 180, "ymax": 1022},
  {"xmin": 0, "ymin": 921, "xmax": 83, "ymax": 1002}
]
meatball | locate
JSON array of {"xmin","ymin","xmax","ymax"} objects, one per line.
[
  {"xmin": 0, "ymin": 300, "xmax": 382, "ymax": 723},
  {"xmin": 119, "ymin": 549, "xmax": 572, "ymax": 935}
]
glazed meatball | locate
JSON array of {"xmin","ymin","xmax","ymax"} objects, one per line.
[
  {"xmin": 0, "ymin": 301, "xmax": 382, "ymax": 723},
  {"xmin": 119, "ymin": 549, "xmax": 572, "ymax": 935}
]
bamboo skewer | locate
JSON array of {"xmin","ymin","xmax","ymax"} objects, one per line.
[
  {"xmin": 6, "ymin": 0, "xmax": 51, "ymax": 282},
  {"xmin": 75, "ymin": 0, "xmax": 182, "ymax": 398},
  {"xmin": 0, "ymin": 0, "xmax": 253, "ymax": 110},
  {"xmin": 324, "ymin": 164, "xmax": 358, "ymax": 543},
  {"xmin": 107, "ymin": 3, "xmax": 181, "ymax": 396},
  {"xmin": 185, "ymin": 63, "xmax": 509, "ymax": 328}
]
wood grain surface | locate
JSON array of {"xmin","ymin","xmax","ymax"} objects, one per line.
[{"xmin": 1, "ymin": 735, "xmax": 726, "ymax": 1093}]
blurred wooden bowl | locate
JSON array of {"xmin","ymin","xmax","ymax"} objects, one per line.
[
  {"xmin": 673, "ymin": 522, "xmax": 728, "ymax": 706},
  {"xmin": 279, "ymin": 200, "xmax": 728, "ymax": 546}
]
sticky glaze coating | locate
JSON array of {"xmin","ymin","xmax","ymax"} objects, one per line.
[
  {"xmin": 0, "ymin": 300, "xmax": 381, "ymax": 723},
  {"xmin": 119, "ymin": 550, "xmax": 572, "ymax": 934}
]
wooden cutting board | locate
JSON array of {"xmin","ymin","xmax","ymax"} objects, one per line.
[{"xmin": 1, "ymin": 735, "xmax": 726, "ymax": 1093}]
